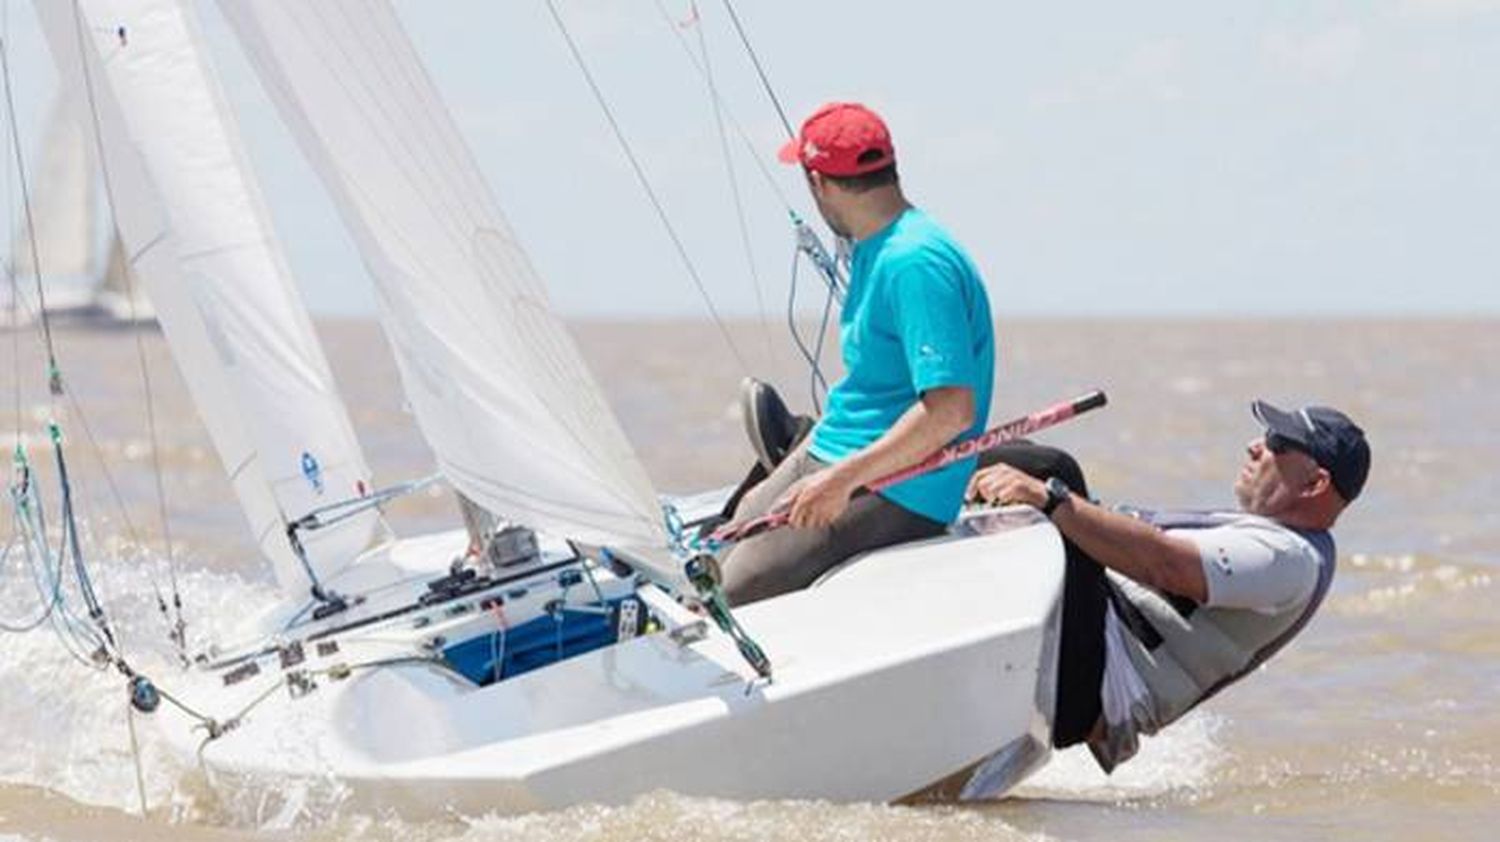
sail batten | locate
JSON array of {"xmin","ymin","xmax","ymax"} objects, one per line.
[
  {"xmin": 218, "ymin": 1, "xmax": 671, "ymax": 567},
  {"xmin": 32, "ymin": 0, "xmax": 381, "ymax": 595}
]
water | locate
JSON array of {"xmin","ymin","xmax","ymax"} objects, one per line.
[{"xmin": 1, "ymin": 318, "xmax": 1496, "ymax": 840}]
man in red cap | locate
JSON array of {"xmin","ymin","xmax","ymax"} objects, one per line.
[{"xmin": 721, "ymin": 102, "xmax": 996, "ymax": 605}]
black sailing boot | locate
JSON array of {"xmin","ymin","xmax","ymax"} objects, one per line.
[
  {"xmin": 717, "ymin": 378, "xmax": 815, "ymax": 521},
  {"xmin": 740, "ymin": 377, "xmax": 813, "ymax": 472}
]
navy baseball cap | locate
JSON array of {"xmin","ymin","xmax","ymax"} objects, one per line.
[{"xmin": 1252, "ymin": 400, "xmax": 1371, "ymax": 501}]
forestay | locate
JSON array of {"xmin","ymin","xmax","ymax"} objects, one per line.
[
  {"xmin": 32, "ymin": 0, "xmax": 381, "ymax": 595},
  {"xmin": 218, "ymin": 3, "xmax": 669, "ymax": 556},
  {"xmin": 9, "ymin": 91, "xmax": 95, "ymax": 281}
]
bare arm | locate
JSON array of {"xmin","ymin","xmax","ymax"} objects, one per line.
[
  {"xmin": 781, "ymin": 386, "xmax": 975, "ymax": 528},
  {"xmin": 967, "ymin": 464, "xmax": 1208, "ymax": 602},
  {"xmin": 828, "ymin": 386, "xmax": 974, "ymax": 490}
]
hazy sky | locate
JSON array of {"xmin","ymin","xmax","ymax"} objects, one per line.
[{"xmin": 5, "ymin": 0, "xmax": 1498, "ymax": 318}]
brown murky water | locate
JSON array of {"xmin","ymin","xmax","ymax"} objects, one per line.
[{"xmin": 1, "ymin": 318, "xmax": 1496, "ymax": 841}]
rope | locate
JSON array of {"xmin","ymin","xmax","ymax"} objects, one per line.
[
  {"xmin": 295, "ymin": 473, "xmax": 440, "ymax": 531},
  {"xmin": 0, "ymin": 474, "xmax": 63, "ymax": 632},
  {"xmin": 161, "ymin": 653, "xmax": 447, "ymax": 752},
  {"xmin": 51, "ymin": 422, "xmax": 115, "ymax": 648},
  {"xmin": 126, "ymin": 700, "xmax": 150, "ymax": 816},
  {"xmin": 3, "ymin": 447, "xmax": 112, "ymax": 664},
  {"xmin": 134, "ymin": 343, "xmax": 185, "ymax": 653},
  {"xmin": 488, "ymin": 607, "xmax": 507, "ymax": 684},
  {"xmin": 542, "ymin": 0, "xmax": 751, "ymax": 376},
  {"xmin": 2, "ymin": 451, "xmax": 74, "ymax": 633},
  {"xmin": 57, "ymin": 388, "xmax": 146, "ymax": 547},
  {"xmin": 155, "ymin": 683, "xmax": 219, "ymax": 727},
  {"xmin": 783, "ymin": 246, "xmax": 830, "ymax": 412},
  {"xmin": 809, "ymin": 270, "xmax": 836, "ymax": 411}
]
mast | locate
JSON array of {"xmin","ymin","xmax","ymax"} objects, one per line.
[{"xmin": 32, "ymin": 0, "xmax": 383, "ymax": 596}]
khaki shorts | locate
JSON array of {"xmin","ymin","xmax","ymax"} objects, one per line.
[{"xmin": 719, "ymin": 447, "xmax": 946, "ymax": 606}]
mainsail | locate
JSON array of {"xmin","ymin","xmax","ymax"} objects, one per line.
[
  {"xmin": 8, "ymin": 91, "xmax": 95, "ymax": 282},
  {"xmin": 218, "ymin": 2, "xmax": 668, "ymax": 555},
  {"xmin": 32, "ymin": 0, "xmax": 381, "ymax": 595}
]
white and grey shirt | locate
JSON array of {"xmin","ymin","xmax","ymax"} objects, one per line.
[{"xmin": 1090, "ymin": 510, "xmax": 1335, "ymax": 772}]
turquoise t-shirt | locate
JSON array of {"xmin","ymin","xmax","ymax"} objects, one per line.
[{"xmin": 809, "ymin": 207, "xmax": 995, "ymax": 523}]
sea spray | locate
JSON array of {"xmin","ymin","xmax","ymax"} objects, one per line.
[
  {"xmin": 1016, "ymin": 711, "xmax": 1225, "ymax": 802},
  {"xmin": 0, "ymin": 547, "xmax": 287, "ymax": 823}
]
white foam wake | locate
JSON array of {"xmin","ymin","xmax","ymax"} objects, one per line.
[
  {"xmin": 454, "ymin": 791, "xmax": 1051, "ymax": 842},
  {"xmin": 1015, "ymin": 710, "xmax": 1226, "ymax": 802},
  {"xmin": 0, "ymin": 547, "xmax": 280, "ymax": 819}
]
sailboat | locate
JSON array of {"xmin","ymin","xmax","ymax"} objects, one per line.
[
  {"xmin": 4, "ymin": 91, "xmax": 95, "ymax": 322},
  {"xmin": 91, "ymin": 230, "xmax": 154, "ymax": 321},
  {"xmin": 26, "ymin": 0, "xmax": 1072, "ymax": 815},
  {"xmin": 2, "ymin": 88, "xmax": 152, "ymax": 325}
]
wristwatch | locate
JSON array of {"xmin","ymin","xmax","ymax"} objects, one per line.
[{"xmin": 1040, "ymin": 477, "xmax": 1071, "ymax": 518}]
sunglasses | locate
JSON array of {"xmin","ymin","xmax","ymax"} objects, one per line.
[
  {"xmin": 1264, "ymin": 431, "xmax": 1311, "ymax": 458},
  {"xmin": 1266, "ymin": 432, "xmax": 1335, "ymax": 481}
]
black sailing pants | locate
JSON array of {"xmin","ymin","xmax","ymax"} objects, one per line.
[{"xmin": 979, "ymin": 442, "xmax": 1109, "ymax": 749}]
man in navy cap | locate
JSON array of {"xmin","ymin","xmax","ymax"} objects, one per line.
[{"xmin": 967, "ymin": 400, "xmax": 1370, "ymax": 771}]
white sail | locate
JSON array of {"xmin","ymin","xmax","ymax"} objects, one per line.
[
  {"xmin": 9, "ymin": 90, "xmax": 95, "ymax": 281},
  {"xmin": 93, "ymin": 232, "xmax": 154, "ymax": 321},
  {"xmin": 32, "ymin": 0, "xmax": 382, "ymax": 595},
  {"xmin": 218, "ymin": 2, "xmax": 668, "ymax": 554}
]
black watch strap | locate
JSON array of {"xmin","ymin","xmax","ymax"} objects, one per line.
[{"xmin": 1040, "ymin": 476, "xmax": 1071, "ymax": 517}]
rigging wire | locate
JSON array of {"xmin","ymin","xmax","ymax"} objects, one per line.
[
  {"xmin": 783, "ymin": 246, "xmax": 829, "ymax": 412},
  {"xmin": 712, "ymin": 0, "xmax": 846, "ymax": 408},
  {"xmin": 719, "ymin": 0, "xmax": 796, "ymax": 142},
  {"xmin": 1, "ymin": 481, "xmax": 62, "ymax": 632},
  {"xmin": 682, "ymin": 0, "xmax": 775, "ymax": 365},
  {"xmin": 57, "ymin": 387, "xmax": 145, "ymax": 544},
  {"xmin": 0, "ymin": 27, "xmax": 110, "ymax": 661},
  {"xmin": 66, "ymin": 0, "xmax": 186, "ymax": 654},
  {"xmin": 0, "ymin": 33, "xmax": 62, "ymax": 398},
  {"xmin": 3, "ymin": 0, "xmax": 19, "ymax": 452},
  {"xmin": 11, "ymin": 446, "xmax": 111, "ymax": 668},
  {"xmin": 0, "ymin": 10, "xmax": 147, "ymax": 564},
  {"xmin": 542, "ymin": 0, "xmax": 751, "ymax": 376},
  {"xmin": 0, "ymin": 5, "xmax": 183, "ymax": 678},
  {"xmin": 50, "ymin": 421, "xmax": 115, "ymax": 648},
  {"xmin": 809, "ymin": 269, "xmax": 836, "ymax": 411},
  {"xmin": 651, "ymin": 1, "xmax": 793, "ymax": 211}
]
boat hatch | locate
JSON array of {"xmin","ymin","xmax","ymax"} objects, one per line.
[{"xmin": 442, "ymin": 593, "xmax": 651, "ymax": 686}]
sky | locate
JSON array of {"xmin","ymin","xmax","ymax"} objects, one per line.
[{"xmin": 3, "ymin": 0, "xmax": 1498, "ymax": 318}]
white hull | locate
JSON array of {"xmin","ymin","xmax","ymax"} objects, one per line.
[
  {"xmin": 91, "ymin": 288, "xmax": 157, "ymax": 323},
  {"xmin": 154, "ymin": 508, "xmax": 1063, "ymax": 815},
  {"xmin": 1, "ymin": 278, "xmax": 98, "ymax": 327},
  {"xmin": 1, "ymin": 280, "xmax": 156, "ymax": 327}
]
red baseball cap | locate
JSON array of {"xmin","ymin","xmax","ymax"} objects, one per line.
[{"xmin": 777, "ymin": 102, "xmax": 896, "ymax": 177}]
